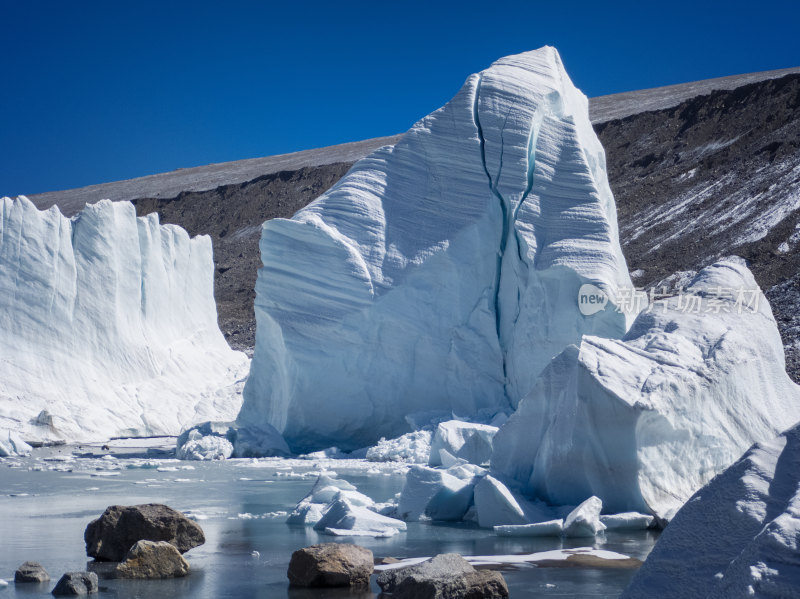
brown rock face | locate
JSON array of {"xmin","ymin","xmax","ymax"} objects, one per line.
[
  {"xmin": 376, "ymin": 553, "xmax": 509, "ymax": 599},
  {"xmin": 14, "ymin": 561, "xmax": 50, "ymax": 583},
  {"xmin": 84, "ymin": 504, "xmax": 205, "ymax": 562},
  {"xmin": 50, "ymin": 571, "xmax": 98, "ymax": 595},
  {"xmin": 114, "ymin": 540, "xmax": 190, "ymax": 579},
  {"xmin": 287, "ymin": 543, "xmax": 373, "ymax": 587}
]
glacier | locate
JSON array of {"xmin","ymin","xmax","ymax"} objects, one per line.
[
  {"xmin": 239, "ymin": 46, "xmax": 636, "ymax": 452},
  {"xmin": 491, "ymin": 258, "xmax": 800, "ymax": 520},
  {"xmin": 0, "ymin": 196, "xmax": 249, "ymax": 442},
  {"xmin": 622, "ymin": 422, "xmax": 800, "ymax": 598}
]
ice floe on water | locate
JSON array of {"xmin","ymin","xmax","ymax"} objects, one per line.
[
  {"xmin": 366, "ymin": 430, "xmax": 432, "ymax": 464},
  {"xmin": 285, "ymin": 472, "xmax": 408, "ymax": 537},
  {"xmin": 494, "ymin": 520, "xmax": 564, "ymax": 537},
  {"xmin": 314, "ymin": 499, "xmax": 407, "ymax": 537}
]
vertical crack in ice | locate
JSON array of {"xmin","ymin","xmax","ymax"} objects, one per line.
[
  {"xmin": 473, "ymin": 73, "xmax": 512, "ymax": 401},
  {"xmin": 473, "ymin": 74, "xmax": 545, "ymax": 403}
]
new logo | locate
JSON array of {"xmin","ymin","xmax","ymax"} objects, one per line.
[{"xmin": 578, "ymin": 283, "xmax": 608, "ymax": 316}]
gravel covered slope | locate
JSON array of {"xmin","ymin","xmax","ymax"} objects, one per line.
[
  {"xmin": 599, "ymin": 73, "xmax": 800, "ymax": 379},
  {"xmin": 27, "ymin": 136, "xmax": 402, "ymax": 218}
]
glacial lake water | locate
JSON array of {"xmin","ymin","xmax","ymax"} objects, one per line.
[{"xmin": 0, "ymin": 441, "xmax": 659, "ymax": 598}]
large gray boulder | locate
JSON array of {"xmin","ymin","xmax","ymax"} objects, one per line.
[
  {"xmin": 15, "ymin": 561, "xmax": 50, "ymax": 582},
  {"xmin": 287, "ymin": 543, "xmax": 373, "ymax": 587},
  {"xmin": 376, "ymin": 553, "xmax": 508, "ymax": 599},
  {"xmin": 51, "ymin": 571, "xmax": 98, "ymax": 595},
  {"xmin": 114, "ymin": 540, "xmax": 190, "ymax": 579},
  {"xmin": 84, "ymin": 504, "xmax": 205, "ymax": 561}
]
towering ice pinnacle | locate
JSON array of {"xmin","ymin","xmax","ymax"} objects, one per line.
[
  {"xmin": 0, "ymin": 196, "xmax": 249, "ymax": 442},
  {"xmin": 240, "ymin": 47, "xmax": 637, "ymax": 452}
]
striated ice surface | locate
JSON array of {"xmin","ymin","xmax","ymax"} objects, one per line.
[
  {"xmin": 0, "ymin": 430, "xmax": 32, "ymax": 457},
  {"xmin": 239, "ymin": 46, "xmax": 636, "ymax": 452},
  {"xmin": 0, "ymin": 196, "xmax": 249, "ymax": 443},
  {"xmin": 492, "ymin": 258, "xmax": 800, "ymax": 520},
  {"xmin": 623, "ymin": 422, "xmax": 800, "ymax": 598}
]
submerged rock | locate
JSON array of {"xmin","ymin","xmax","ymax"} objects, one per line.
[
  {"xmin": 15, "ymin": 561, "xmax": 50, "ymax": 583},
  {"xmin": 114, "ymin": 540, "xmax": 190, "ymax": 579},
  {"xmin": 287, "ymin": 543, "xmax": 373, "ymax": 587},
  {"xmin": 51, "ymin": 572, "xmax": 98, "ymax": 595},
  {"xmin": 84, "ymin": 504, "xmax": 205, "ymax": 562},
  {"xmin": 376, "ymin": 553, "xmax": 508, "ymax": 598}
]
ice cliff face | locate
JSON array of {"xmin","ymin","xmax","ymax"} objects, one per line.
[
  {"xmin": 492, "ymin": 259, "xmax": 800, "ymax": 520},
  {"xmin": 240, "ymin": 47, "xmax": 636, "ymax": 452},
  {"xmin": 0, "ymin": 196, "xmax": 249, "ymax": 442},
  {"xmin": 622, "ymin": 422, "xmax": 800, "ymax": 598}
]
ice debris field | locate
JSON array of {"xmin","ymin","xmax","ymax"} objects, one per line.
[{"xmin": 2, "ymin": 46, "xmax": 800, "ymax": 596}]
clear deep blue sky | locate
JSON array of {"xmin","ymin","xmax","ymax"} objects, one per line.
[{"xmin": 2, "ymin": 0, "xmax": 799, "ymax": 196}]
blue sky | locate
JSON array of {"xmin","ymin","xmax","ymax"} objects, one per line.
[{"xmin": 2, "ymin": 0, "xmax": 799, "ymax": 196}]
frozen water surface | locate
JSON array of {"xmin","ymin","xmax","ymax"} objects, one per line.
[{"xmin": 0, "ymin": 443, "xmax": 658, "ymax": 598}]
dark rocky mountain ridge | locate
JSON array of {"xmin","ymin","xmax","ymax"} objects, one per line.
[{"xmin": 15, "ymin": 67, "xmax": 800, "ymax": 380}]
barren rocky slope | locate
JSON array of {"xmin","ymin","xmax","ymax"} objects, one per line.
[
  {"xmin": 602, "ymin": 73, "xmax": 800, "ymax": 379},
  {"xmin": 21, "ymin": 67, "xmax": 800, "ymax": 377}
]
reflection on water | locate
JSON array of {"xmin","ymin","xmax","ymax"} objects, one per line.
[{"xmin": 0, "ymin": 451, "xmax": 658, "ymax": 598}]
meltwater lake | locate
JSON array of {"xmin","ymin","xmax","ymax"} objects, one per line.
[{"xmin": 0, "ymin": 440, "xmax": 659, "ymax": 598}]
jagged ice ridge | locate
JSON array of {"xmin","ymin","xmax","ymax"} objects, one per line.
[
  {"xmin": 0, "ymin": 196, "xmax": 249, "ymax": 442},
  {"xmin": 239, "ymin": 46, "xmax": 636, "ymax": 452}
]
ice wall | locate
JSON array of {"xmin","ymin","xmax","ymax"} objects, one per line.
[
  {"xmin": 622, "ymin": 422, "xmax": 800, "ymax": 598},
  {"xmin": 240, "ymin": 47, "xmax": 636, "ymax": 452},
  {"xmin": 0, "ymin": 196, "xmax": 249, "ymax": 442},
  {"xmin": 492, "ymin": 259, "xmax": 800, "ymax": 520}
]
